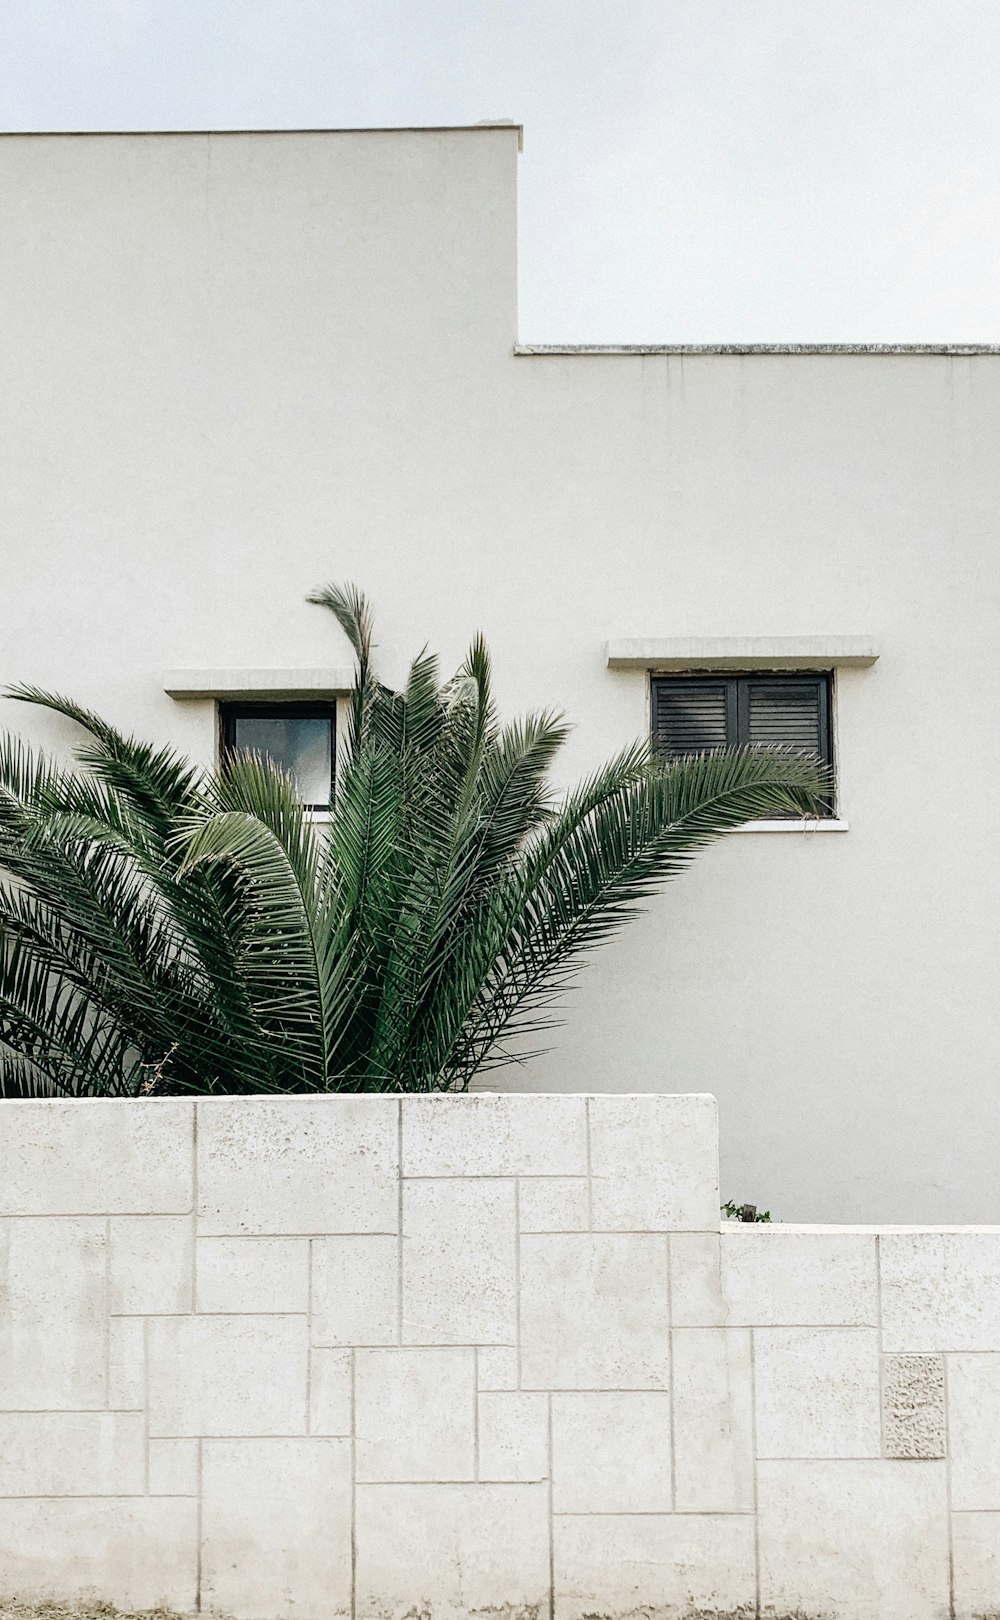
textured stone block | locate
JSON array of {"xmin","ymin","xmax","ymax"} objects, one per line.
[
  {"xmin": 882, "ymin": 1353, "xmax": 946, "ymax": 1458},
  {"xmin": 588, "ymin": 1093, "xmax": 720, "ymax": 1231},
  {"xmin": 948, "ymin": 1353, "xmax": 1000, "ymax": 1509},
  {"xmin": 722, "ymin": 1228, "xmax": 878, "ymax": 1325},
  {"xmin": 309, "ymin": 1347, "xmax": 353, "ymax": 1435},
  {"xmin": 356, "ymin": 1482, "xmax": 549, "ymax": 1620},
  {"xmin": 0, "ymin": 1217, "xmax": 106, "ymax": 1408},
  {"xmin": 477, "ymin": 1345, "xmax": 519, "ymax": 1390},
  {"xmin": 0, "ymin": 1498, "xmax": 198, "ymax": 1609},
  {"xmin": 148, "ymin": 1437, "xmax": 199, "ymax": 1495},
  {"xmin": 355, "ymin": 1348, "xmax": 475, "ymax": 1481},
  {"xmin": 402, "ymin": 1178, "xmax": 516, "ymax": 1345},
  {"xmin": 551, "ymin": 1392, "xmax": 671, "ymax": 1511},
  {"xmin": 196, "ymin": 1235, "xmax": 309, "ymax": 1313},
  {"xmin": 518, "ymin": 1176, "xmax": 589, "ymax": 1232},
  {"xmin": 197, "ymin": 1095, "xmax": 397, "ymax": 1235},
  {"xmin": 754, "ymin": 1327, "xmax": 881, "ymax": 1459},
  {"xmin": 672, "ymin": 1327, "xmax": 754, "ymax": 1511},
  {"xmin": 477, "ymin": 1391, "xmax": 549, "ymax": 1481},
  {"xmin": 202, "ymin": 1438, "xmax": 352, "ymax": 1619},
  {"xmin": 520, "ymin": 1232, "xmax": 669, "ymax": 1389},
  {"xmin": 670, "ymin": 1230, "xmax": 727, "ymax": 1326},
  {"xmin": 148, "ymin": 1314, "xmax": 308, "ymax": 1436},
  {"xmin": 553, "ymin": 1512, "xmax": 756, "ymax": 1620},
  {"xmin": 311, "ymin": 1234, "xmax": 398, "ymax": 1345},
  {"xmin": 881, "ymin": 1232, "xmax": 1000, "ymax": 1351},
  {"xmin": 0, "ymin": 1099, "xmax": 193, "ymax": 1214},
  {"xmin": 953, "ymin": 1511, "xmax": 1000, "ymax": 1620},
  {"xmin": 402, "ymin": 1092, "xmax": 587, "ymax": 1176},
  {"xmin": 110, "ymin": 1215, "xmax": 192, "ymax": 1314},
  {"xmin": 108, "ymin": 1316, "xmax": 144, "ymax": 1409},
  {"xmin": 0, "ymin": 1412, "xmax": 144, "ymax": 1495},
  {"xmin": 757, "ymin": 1459, "xmax": 949, "ymax": 1620}
]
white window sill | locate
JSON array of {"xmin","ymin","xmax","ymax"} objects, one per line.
[
  {"xmin": 165, "ymin": 667, "xmax": 354, "ymax": 700},
  {"xmin": 304, "ymin": 812, "xmax": 846, "ymax": 833},
  {"xmin": 733, "ymin": 818, "xmax": 848, "ymax": 834},
  {"xmin": 605, "ymin": 636, "xmax": 879, "ymax": 671}
]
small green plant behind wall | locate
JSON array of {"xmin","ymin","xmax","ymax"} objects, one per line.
[{"xmin": 722, "ymin": 1200, "xmax": 773, "ymax": 1223}]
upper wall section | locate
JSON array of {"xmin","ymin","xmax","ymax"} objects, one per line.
[{"xmin": 0, "ymin": 126, "xmax": 521, "ymax": 389}]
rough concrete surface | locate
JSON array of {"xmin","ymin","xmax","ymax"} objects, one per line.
[{"xmin": 0, "ymin": 1096, "xmax": 998, "ymax": 1619}]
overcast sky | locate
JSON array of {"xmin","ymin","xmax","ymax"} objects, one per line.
[{"xmin": 1, "ymin": 1, "xmax": 997, "ymax": 343}]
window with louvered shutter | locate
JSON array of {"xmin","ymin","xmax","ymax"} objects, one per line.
[{"xmin": 652, "ymin": 672, "xmax": 833, "ymax": 814}]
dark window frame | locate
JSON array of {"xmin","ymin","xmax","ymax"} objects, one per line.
[
  {"xmin": 219, "ymin": 701, "xmax": 337, "ymax": 811},
  {"xmin": 651, "ymin": 671, "xmax": 835, "ymax": 817}
]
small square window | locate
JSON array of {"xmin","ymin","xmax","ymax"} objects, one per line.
[
  {"xmin": 651, "ymin": 672, "xmax": 834, "ymax": 815},
  {"xmin": 219, "ymin": 703, "xmax": 336, "ymax": 811}
]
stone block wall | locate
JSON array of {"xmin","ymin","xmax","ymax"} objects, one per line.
[{"xmin": 0, "ymin": 1094, "xmax": 998, "ymax": 1620}]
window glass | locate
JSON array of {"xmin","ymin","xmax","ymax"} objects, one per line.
[{"xmin": 222, "ymin": 706, "xmax": 334, "ymax": 808}]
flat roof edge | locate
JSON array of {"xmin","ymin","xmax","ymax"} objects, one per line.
[
  {"xmin": 0, "ymin": 124, "xmax": 524, "ymax": 146},
  {"xmin": 516, "ymin": 342, "xmax": 1000, "ymax": 356}
]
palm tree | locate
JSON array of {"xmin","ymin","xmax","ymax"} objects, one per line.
[{"xmin": 0, "ymin": 586, "xmax": 825, "ymax": 1096}]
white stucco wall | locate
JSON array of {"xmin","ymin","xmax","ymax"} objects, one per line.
[
  {"xmin": 0, "ymin": 1094, "xmax": 998, "ymax": 1620},
  {"xmin": 2, "ymin": 129, "xmax": 1000, "ymax": 1220}
]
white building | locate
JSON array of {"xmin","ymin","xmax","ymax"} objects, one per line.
[{"xmin": 2, "ymin": 125, "xmax": 999, "ymax": 1222}]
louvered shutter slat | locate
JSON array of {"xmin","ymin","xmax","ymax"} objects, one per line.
[
  {"xmin": 653, "ymin": 681, "xmax": 729, "ymax": 758},
  {"xmin": 746, "ymin": 681, "xmax": 822, "ymax": 756}
]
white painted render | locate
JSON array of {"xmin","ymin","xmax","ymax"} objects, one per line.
[
  {"xmin": 0, "ymin": 1094, "xmax": 997, "ymax": 1620},
  {"xmin": 1, "ymin": 128, "xmax": 999, "ymax": 1221}
]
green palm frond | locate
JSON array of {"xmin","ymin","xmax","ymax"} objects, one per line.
[{"xmin": 0, "ymin": 585, "xmax": 826, "ymax": 1096}]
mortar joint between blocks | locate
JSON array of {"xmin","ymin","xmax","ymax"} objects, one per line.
[
  {"xmin": 943, "ymin": 1350, "xmax": 956, "ymax": 1620},
  {"xmin": 584, "ymin": 1097, "xmax": 594, "ymax": 1229}
]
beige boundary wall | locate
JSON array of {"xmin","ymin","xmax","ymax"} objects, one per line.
[{"xmin": 0, "ymin": 1093, "xmax": 998, "ymax": 1620}]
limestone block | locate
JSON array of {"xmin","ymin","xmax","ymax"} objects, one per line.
[
  {"xmin": 754, "ymin": 1326, "xmax": 881, "ymax": 1459},
  {"xmin": 402, "ymin": 1178, "xmax": 516, "ymax": 1345},
  {"xmin": 355, "ymin": 1347, "xmax": 475, "ymax": 1482},
  {"xmin": 355, "ymin": 1482, "xmax": 549, "ymax": 1620},
  {"xmin": 0, "ymin": 1098, "xmax": 193, "ymax": 1214},
  {"xmin": 148, "ymin": 1437, "xmax": 199, "ymax": 1495},
  {"xmin": 477, "ymin": 1391, "xmax": 549, "ymax": 1481},
  {"xmin": 551, "ymin": 1391, "xmax": 671, "ymax": 1511},
  {"xmin": 108, "ymin": 1316, "xmax": 144, "ymax": 1409},
  {"xmin": 722, "ymin": 1228, "xmax": 878, "ymax": 1326},
  {"xmin": 588, "ymin": 1093, "xmax": 720, "ymax": 1231},
  {"xmin": 477, "ymin": 1345, "xmax": 519, "ymax": 1390},
  {"xmin": 948, "ymin": 1353, "xmax": 1000, "ymax": 1509},
  {"xmin": 402, "ymin": 1092, "xmax": 587, "ymax": 1176},
  {"xmin": 669, "ymin": 1230, "xmax": 727, "ymax": 1326},
  {"xmin": 197, "ymin": 1095, "xmax": 398, "ymax": 1235},
  {"xmin": 553, "ymin": 1512, "xmax": 756, "ymax": 1620},
  {"xmin": 148, "ymin": 1314, "xmax": 308, "ymax": 1436},
  {"xmin": 672, "ymin": 1327, "xmax": 754, "ymax": 1511},
  {"xmin": 196, "ymin": 1235, "xmax": 309, "ymax": 1313},
  {"xmin": 0, "ymin": 1498, "xmax": 198, "ymax": 1609},
  {"xmin": 0, "ymin": 1217, "xmax": 106, "ymax": 1408},
  {"xmin": 0, "ymin": 1412, "xmax": 144, "ymax": 1495},
  {"xmin": 201, "ymin": 1437, "xmax": 352, "ymax": 1619},
  {"xmin": 309, "ymin": 1347, "xmax": 353, "ymax": 1435},
  {"xmin": 518, "ymin": 1176, "xmax": 589, "ymax": 1232},
  {"xmin": 110, "ymin": 1215, "xmax": 192, "ymax": 1313},
  {"xmin": 311, "ymin": 1234, "xmax": 398, "ymax": 1345},
  {"xmin": 880, "ymin": 1232, "xmax": 1000, "ymax": 1351},
  {"xmin": 953, "ymin": 1511, "xmax": 1000, "ymax": 1620},
  {"xmin": 520, "ymin": 1232, "xmax": 669, "ymax": 1389},
  {"xmin": 757, "ymin": 1459, "xmax": 949, "ymax": 1620},
  {"xmin": 882, "ymin": 1353, "xmax": 946, "ymax": 1459}
]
